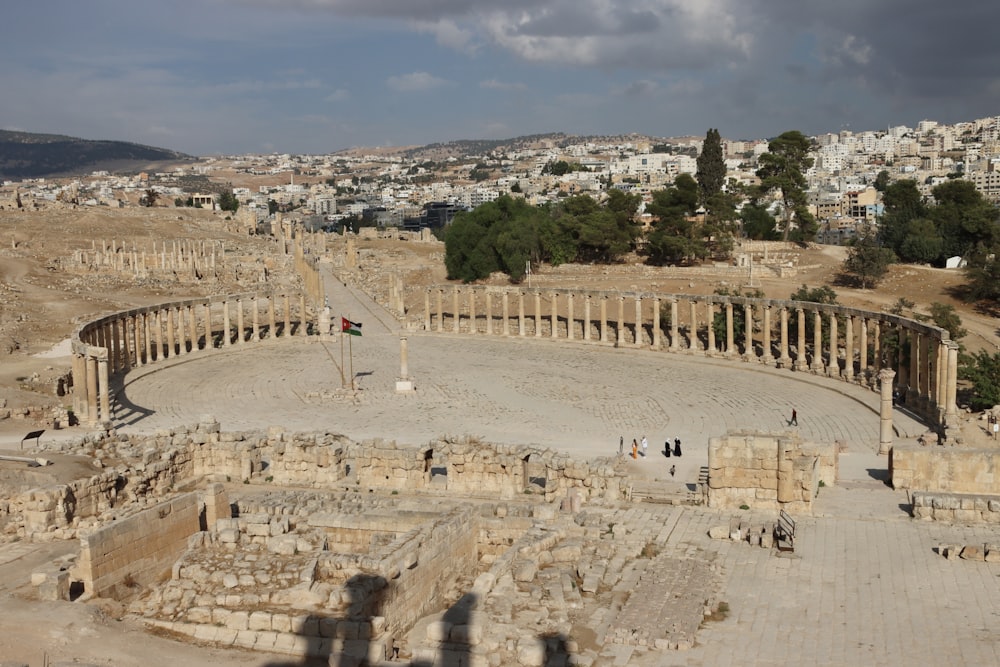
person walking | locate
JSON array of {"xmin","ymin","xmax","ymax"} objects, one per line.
[
  {"xmin": 673, "ymin": 437, "xmax": 682, "ymax": 457},
  {"xmin": 669, "ymin": 464, "xmax": 676, "ymax": 478},
  {"xmin": 619, "ymin": 435, "xmax": 624, "ymax": 456},
  {"xmin": 641, "ymin": 436, "xmax": 648, "ymax": 458},
  {"xmin": 632, "ymin": 439, "xmax": 638, "ymax": 459},
  {"xmin": 664, "ymin": 439, "xmax": 671, "ymax": 458},
  {"xmin": 790, "ymin": 408, "xmax": 798, "ymax": 426}
]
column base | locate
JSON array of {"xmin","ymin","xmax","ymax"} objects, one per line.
[
  {"xmin": 761, "ymin": 354, "xmax": 775, "ymax": 366},
  {"xmin": 776, "ymin": 355, "xmax": 792, "ymax": 369},
  {"xmin": 395, "ymin": 380, "xmax": 415, "ymax": 393}
]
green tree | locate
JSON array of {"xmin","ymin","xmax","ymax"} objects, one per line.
[
  {"xmin": 755, "ymin": 131, "xmax": 816, "ymax": 241},
  {"xmin": 644, "ymin": 174, "xmax": 703, "ymax": 264},
  {"xmin": 218, "ymin": 191, "xmax": 240, "ymax": 213},
  {"xmin": 960, "ymin": 350, "xmax": 1000, "ymax": 410},
  {"xmin": 964, "ymin": 248, "xmax": 1000, "ymax": 304},
  {"xmin": 897, "ymin": 217, "xmax": 942, "ymax": 264},
  {"xmin": 930, "ymin": 179, "xmax": 1000, "ymax": 263},
  {"xmin": 843, "ymin": 226, "xmax": 896, "ymax": 288},
  {"xmin": 696, "ymin": 128, "xmax": 726, "ymax": 205},
  {"xmin": 711, "ymin": 287, "xmax": 764, "ymax": 345},
  {"xmin": 740, "ymin": 204, "xmax": 780, "ymax": 240},
  {"xmin": 790, "ymin": 284, "xmax": 838, "ymax": 305},
  {"xmin": 879, "ymin": 179, "xmax": 926, "ymax": 257},
  {"xmin": 873, "ymin": 170, "xmax": 891, "ymax": 192},
  {"xmin": 927, "ymin": 302, "xmax": 967, "ymax": 343},
  {"xmin": 141, "ymin": 188, "xmax": 159, "ymax": 207}
]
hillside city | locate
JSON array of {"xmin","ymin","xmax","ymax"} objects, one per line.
[{"xmin": 3, "ymin": 115, "xmax": 1000, "ymax": 249}]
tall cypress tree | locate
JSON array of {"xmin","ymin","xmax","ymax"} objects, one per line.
[{"xmin": 695, "ymin": 128, "xmax": 725, "ymax": 205}]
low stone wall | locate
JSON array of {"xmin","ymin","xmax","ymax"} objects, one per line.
[
  {"xmin": 79, "ymin": 492, "xmax": 200, "ymax": 598},
  {"xmin": 911, "ymin": 492, "xmax": 1000, "ymax": 523},
  {"xmin": 707, "ymin": 430, "xmax": 836, "ymax": 513},
  {"xmin": 891, "ymin": 445, "xmax": 1000, "ymax": 494}
]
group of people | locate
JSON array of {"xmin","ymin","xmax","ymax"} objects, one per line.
[{"xmin": 619, "ymin": 435, "xmax": 682, "ymax": 460}]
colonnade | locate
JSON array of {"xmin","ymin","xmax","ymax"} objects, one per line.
[
  {"xmin": 71, "ymin": 291, "xmax": 314, "ymax": 426},
  {"xmin": 424, "ymin": 286, "xmax": 958, "ymax": 428}
]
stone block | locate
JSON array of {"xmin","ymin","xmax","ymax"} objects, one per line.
[
  {"xmin": 960, "ymin": 545, "xmax": 985, "ymax": 561},
  {"xmin": 708, "ymin": 525, "xmax": 730, "ymax": 540},
  {"xmin": 226, "ymin": 611, "xmax": 249, "ymax": 631},
  {"xmin": 248, "ymin": 611, "xmax": 273, "ymax": 631},
  {"xmin": 427, "ymin": 620, "xmax": 452, "ymax": 642},
  {"xmin": 516, "ymin": 637, "xmax": 546, "ymax": 667},
  {"xmin": 513, "ymin": 560, "xmax": 537, "ymax": 583}
]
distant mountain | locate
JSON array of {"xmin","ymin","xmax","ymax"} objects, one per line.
[{"xmin": 0, "ymin": 130, "xmax": 191, "ymax": 180}]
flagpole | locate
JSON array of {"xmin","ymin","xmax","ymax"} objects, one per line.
[
  {"xmin": 339, "ymin": 322, "xmax": 346, "ymax": 389},
  {"xmin": 348, "ymin": 321, "xmax": 355, "ymax": 391}
]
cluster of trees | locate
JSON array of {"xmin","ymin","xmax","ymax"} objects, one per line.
[{"xmin": 444, "ymin": 191, "xmax": 642, "ymax": 282}]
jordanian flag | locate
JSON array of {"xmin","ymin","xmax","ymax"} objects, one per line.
[{"xmin": 341, "ymin": 318, "xmax": 362, "ymax": 336}]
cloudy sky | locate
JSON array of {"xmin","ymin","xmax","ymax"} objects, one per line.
[{"xmin": 3, "ymin": 1, "xmax": 999, "ymax": 155}]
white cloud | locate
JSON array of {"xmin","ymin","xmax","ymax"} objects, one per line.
[
  {"xmin": 386, "ymin": 71, "xmax": 449, "ymax": 92},
  {"xmin": 325, "ymin": 88, "xmax": 351, "ymax": 102},
  {"xmin": 480, "ymin": 79, "xmax": 527, "ymax": 92}
]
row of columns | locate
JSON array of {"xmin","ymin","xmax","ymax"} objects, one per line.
[
  {"xmin": 423, "ymin": 286, "xmax": 958, "ymax": 427},
  {"xmin": 72, "ymin": 293, "xmax": 312, "ymax": 426}
]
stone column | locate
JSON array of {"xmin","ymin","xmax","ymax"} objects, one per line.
[
  {"xmin": 633, "ymin": 296, "xmax": 643, "ymax": 347},
  {"xmin": 436, "ymin": 289, "xmax": 444, "ymax": 333},
  {"xmin": 689, "ymin": 300, "xmax": 699, "ymax": 351},
  {"xmin": 204, "ymin": 302, "xmax": 213, "ymax": 348},
  {"xmin": 743, "ymin": 303, "xmax": 756, "ymax": 361},
  {"xmin": 502, "ymin": 291, "xmax": 510, "ymax": 336},
  {"xmin": 600, "ymin": 296, "xmax": 608, "ymax": 343},
  {"xmin": 299, "ymin": 295, "xmax": 308, "ymax": 337},
  {"xmin": 878, "ymin": 369, "xmax": 896, "ymax": 455},
  {"xmin": 400, "ymin": 337, "xmax": 409, "ymax": 380},
  {"xmin": 859, "ymin": 318, "xmax": 869, "ymax": 381},
  {"xmin": 724, "ymin": 301, "xmax": 735, "ymax": 358},
  {"xmin": 927, "ymin": 338, "xmax": 939, "ymax": 414},
  {"xmin": 154, "ymin": 310, "xmax": 164, "ymax": 360},
  {"xmin": 669, "ymin": 298, "xmax": 679, "ymax": 351},
  {"xmin": 794, "ymin": 308, "xmax": 808, "ymax": 371},
  {"xmin": 164, "ymin": 308, "xmax": 175, "ymax": 357},
  {"xmin": 283, "ymin": 294, "xmax": 291, "ymax": 337},
  {"xmin": 98, "ymin": 356, "xmax": 110, "ymax": 425},
  {"xmin": 811, "ymin": 309, "xmax": 825, "ymax": 373},
  {"xmin": 176, "ymin": 306, "xmax": 187, "ymax": 355},
  {"xmin": 222, "ymin": 300, "xmax": 232, "ymax": 347},
  {"xmin": 551, "ymin": 291, "xmax": 559, "ymax": 340},
  {"xmin": 584, "ymin": 294, "xmax": 592, "ymax": 341},
  {"xmin": 71, "ymin": 353, "xmax": 88, "ymax": 422},
  {"xmin": 188, "ymin": 305, "xmax": 197, "ymax": 351},
  {"xmin": 268, "ymin": 297, "xmax": 277, "ymax": 339},
  {"xmin": 566, "ymin": 293, "xmax": 574, "ymax": 340},
  {"xmin": 616, "ymin": 295, "xmax": 625, "ymax": 347},
  {"xmin": 250, "ymin": 302, "xmax": 260, "ymax": 343},
  {"xmin": 111, "ymin": 318, "xmax": 122, "ymax": 373},
  {"xmin": 424, "ymin": 290, "xmax": 432, "ymax": 331},
  {"xmin": 518, "ymin": 291, "xmax": 526, "ymax": 336},
  {"xmin": 873, "ymin": 320, "xmax": 882, "ymax": 372},
  {"xmin": 144, "ymin": 311, "xmax": 153, "ymax": 363},
  {"xmin": 778, "ymin": 307, "xmax": 790, "ymax": 367},
  {"xmin": 485, "ymin": 291, "xmax": 493, "ymax": 335},
  {"xmin": 761, "ymin": 305, "xmax": 773, "ymax": 364},
  {"xmin": 534, "ymin": 291, "xmax": 542, "ymax": 338},
  {"xmin": 652, "ymin": 297, "xmax": 661, "ymax": 349},
  {"xmin": 234, "ymin": 299, "xmax": 245, "ymax": 344},
  {"xmin": 706, "ymin": 302, "xmax": 716, "ymax": 354},
  {"xmin": 908, "ymin": 332, "xmax": 921, "ymax": 406},
  {"xmin": 897, "ymin": 326, "xmax": 908, "ymax": 393},
  {"xmin": 132, "ymin": 314, "xmax": 143, "ymax": 367},
  {"xmin": 86, "ymin": 354, "xmax": 99, "ymax": 426},
  {"xmin": 844, "ymin": 315, "xmax": 855, "ymax": 380},
  {"xmin": 827, "ymin": 311, "xmax": 838, "ymax": 377},
  {"xmin": 469, "ymin": 289, "xmax": 477, "ymax": 335},
  {"xmin": 945, "ymin": 342, "xmax": 959, "ymax": 425}
]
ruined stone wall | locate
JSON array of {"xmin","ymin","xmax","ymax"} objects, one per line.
[
  {"xmin": 79, "ymin": 492, "xmax": 200, "ymax": 598},
  {"xmin": 373, "ymin": 507, "xmax": 480, "ymax": 639},
  {"xmin": 891, "ymin": 446, "xmax": 1000, "ymax": 494},
  {"xmin": 707, "ymin": 430, "xmax": 832, "ymax": 513},
  {"xmin": 911, "ymin": 491, "xmax": 1000, "ymax": 523}
]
